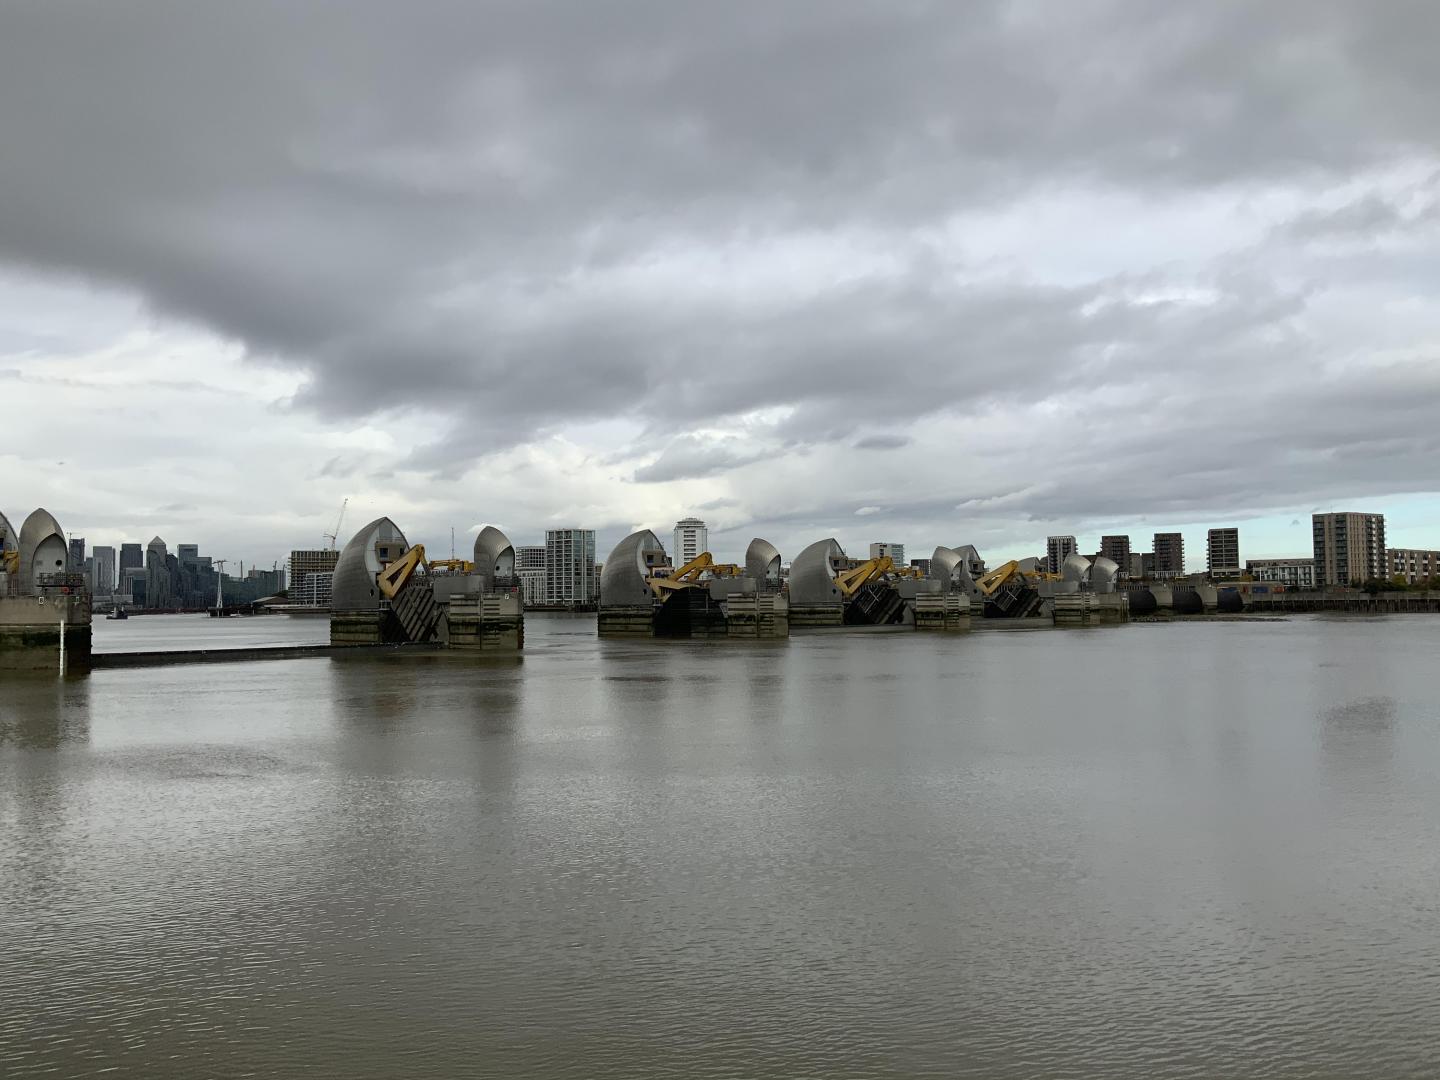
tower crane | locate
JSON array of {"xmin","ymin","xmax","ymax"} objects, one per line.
[{"xmin": 323, "ymin": 497, "xmax": 349, "ymax": 550}]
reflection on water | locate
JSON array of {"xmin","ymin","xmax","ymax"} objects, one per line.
[{"xmin": 4, "ymin": 615, "xmax": 1440, "ymax": 1078}]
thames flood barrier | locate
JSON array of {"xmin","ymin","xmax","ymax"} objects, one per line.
[
  {"xmin": 329, "ymin": 519, "xmax": 523, "ymax": 653},
  {"xmin": 787, "ymin": 539, "xmax": 973, "ymax": 631},
  {"xmin": 0, "ymin": 507, "xmax": 93, "ymax": 673},
  {"xmin": 598, "ymin": 533, "xmax": 789, "ymax": 639}
]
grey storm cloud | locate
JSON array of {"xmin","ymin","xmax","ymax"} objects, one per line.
[{"xmin": 3, "ymin": 0, "xmax": 1440, "ymax": 553}]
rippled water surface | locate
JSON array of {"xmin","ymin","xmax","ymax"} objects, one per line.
[
  {"xmin": 4, "ymin": 614, "xmax": 1440, "ymax": 1078},
  {"xmin": 92, "ymin": 611, "xmax": 330, "ymax": 653}
]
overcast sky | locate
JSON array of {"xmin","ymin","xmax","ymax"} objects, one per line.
[{"xmin": 3, "ymin": 1, "xmax": 1438, "ymax": 572}]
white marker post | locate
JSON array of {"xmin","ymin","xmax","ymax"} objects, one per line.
[{"xmin": 58, "ymin": 596, "xmax": 66, "ymax": 677}]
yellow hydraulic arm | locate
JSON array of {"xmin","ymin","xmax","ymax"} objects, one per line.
[
  {"xmin": 834, "ymin": 556, "xmax": 894, "ymax": 597},
  {"xmin": 378, "ymin": 545, "xmax": 428, "ymax": 599},
  {"xmin": 974, "ymin": 560, "xmax": 1020, "ymax": 597},
  {"xmin": 0, "ymin": 549, "xmax": 16, "ymax": 575},
  {"xmin": 649, "ymin": 552, "xmax": 715, "ymax": 596}
]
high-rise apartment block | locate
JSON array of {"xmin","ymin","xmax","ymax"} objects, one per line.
[
  {"xmin": 68, "ymin": 537, "xmax": 85, "ymax": 570},
  {"xmin": 546, "ymin": 528, "xmax": 597, "ymax": 605},
  {"xmin": 1153, "ymin": 533, "xmax": 1185, "ymax": 577},
  {"xmin": 671, "ymin": 518, "xmax": 708, "ymax": 567},
  {"xmin": 1312, "ymin": 513, "xmax": 1386, "ymax": 586},
  {"xmin": 1046, "ymin": 535, "xmax": 1078, "ymax": 574},
  {"xmin": 289, "ymin": 548, "xmax": 340, "ymax": 607},
  {"xmin": 1386, "ymin": 548, "xmax": 1440, "ymax": 585},
  {"xmin": 1206, "ymin": 527, "xmax": 1240, "ymax": 578},
  {"xmin": 870, "ymin": 542, "xmax": 905, "ymax": 565},
  {"xmin": 1099, "ymin": 535, "xmax": 1131, "ymax": 570}
]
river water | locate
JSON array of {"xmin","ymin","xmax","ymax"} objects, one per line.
[{"xmin": 3, "ymin": 614, "xmax": 1439, "ymax": 1078}]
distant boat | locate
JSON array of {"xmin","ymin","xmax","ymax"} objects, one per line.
[{"xmin": 106, "ymin": 608, "xmax": 129, "ymax": 621}]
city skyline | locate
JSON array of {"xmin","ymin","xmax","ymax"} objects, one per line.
[{"xmin": 23, "ymin": 494, "xmax": 1436, "ymax": 581}]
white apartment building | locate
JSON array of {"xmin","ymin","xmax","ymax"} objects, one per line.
[
  {"xmin": 1245, "ymin": 558, "xmax": 1316, "ymax": 589},
  {"xmin": 672, "ymin": 518, "xmax": 708, "ymax": 567},
  {"xmin": 869, "ymin": 542, "xmax": 905, "ymax": 565},
  {"xmin": 546, "ymin": 529, "xmax": 597, "ymax": 605}
]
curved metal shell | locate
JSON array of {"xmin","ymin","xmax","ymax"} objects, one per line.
[
  {"xmin": 600, "ymin": 530, "xmax": 665, "ymax": 608},
  {"xmin": 332, "ymin": 517, "xmax": 410, "ymax": 611},
  {"xmin": 1061, "ymin": 553, "xmax": 1092, "ymax": 583},
  {"xmin": 788, "ymin": 538, "xmax": 847, "ymax": 606},
  {"xmin": 472, "ymin": 525, "xmax": 515, "ymax": 592},
  {"xmin": 951, "ymin": 545, "xmax": 985, "ymax": 576},
  {"xmin": 1017, "ymin": 556, "xmax": 1043, "ymax": 574},
  {"xmin": 0, "ymin": 510, "xmax": 15, "ymax": 552},
  {"xmin": 745, "ymin": 538, "xmax": 782, "ymax": 588},
  {"xmin": 1089, "ymin": 555, "xmax": 1120, "ymax": 593},
  {"xmin": 929, "ymin": 545, "xmax": 959, "ymax": 581},
  {"xmin": 17, "ymin": 508, "xmax": 67, "ymax": 594}
]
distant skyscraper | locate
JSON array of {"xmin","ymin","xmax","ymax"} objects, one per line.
[
  {"xmin": 1046, "ymin": 535, "xmax": 1078, "ymax": 575},
  {"xmin": 1206, "ymin": 528, "xmax": 1240, "ymax": 578},
  {"xmin": 68, "ymin": 537, "xmax": 85, "ymax": 570},
  {"xmin": 289, "ymin": 549, "xmax": 340, "ymax": 607},
  {"xmin": 1153, "ymin": 533, "xmax": 1185, "ymax": 577},
  {"xmin": 177, "ymin": 544, "xmax": 199, "ymax": 564},
  {"xmin": 1312, "ymin": 512, "xmax": 1386, "ymax": 586},
  {"xmin": 1100, "ymin": 535, "xmax": 1131, "ymax": 570},
  {"xmin": 92, "ymin": 545, "xmax": 116, "ymax": 596},
  {"xmin": 672, "ymin": 518, "xmax": 708, "ymax": 567},
  {"xmin": 145, "ymin": 536, "xmax": 171, "ymax": 609},
  {"xmin": 120, "ymin": 542, "xmax": 143, "ymax": 575},
  {"xmin": 869, "ymin": 542, "xmax": 905, "ymax": 565},
  {"xmin": 546, "ymin": 529, "xmax": 597, "ymax": 605}
]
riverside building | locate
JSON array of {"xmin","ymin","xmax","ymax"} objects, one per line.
[{"xmin": 1312, "ymin": 513, "xmax": 1386, "ymax": 586}]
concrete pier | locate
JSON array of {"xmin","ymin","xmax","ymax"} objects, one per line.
[
  {"xmin": 913, "ymin": 592, "xmax": 971, "ymax": 631},
  {"xmin": 1052, "ymin": 591, "xmax": 1128, "ymax": 627},
  {"xmin": 0, "ymin": 593, "xmax": 92, "ymax": 673},
  {"xmin": 788, "ymin": 604, "xmax": 845, "ymax": 628},
  {"xmin": 444, "ymin": 594, "xmax": 524, "ymax": 651}
]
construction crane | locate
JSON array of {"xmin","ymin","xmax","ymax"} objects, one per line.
[{"xmin": 323, "ymin": 497, "xmax": 350, "ymax": 550}]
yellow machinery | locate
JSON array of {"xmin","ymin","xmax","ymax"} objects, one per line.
[
  {"xmin": 427, "ymin": 558, "xmax": 473, "ymax": 574},
  {"xmin": 0, "ymin": 549, "xmax": 16, "ymax": 576},
  {"xmin": 378, "ymin": 544, "xmax": 428, "ymax": 599},
  {"xmin": 649, "ymin": 552, "xmax": 715, "ymax": 596},
  {"xmin": 646, "ymin": 553, "xmax": 748, "ymax": 596},
  {"xmin": 833, "ymin": 555, "xmax": 895, "ymax": 597},
  {"xmin": 974, "ymin": 560, "xmax": 1021, "ymax": 597},
  {"xmin": 974, "ymin": 560, "xmax": 1060, "ymax": 596}
]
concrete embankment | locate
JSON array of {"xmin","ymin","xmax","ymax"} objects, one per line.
[{"xmin": 91, "ymin": 642, "xmax": 443, "ymax": 669}]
